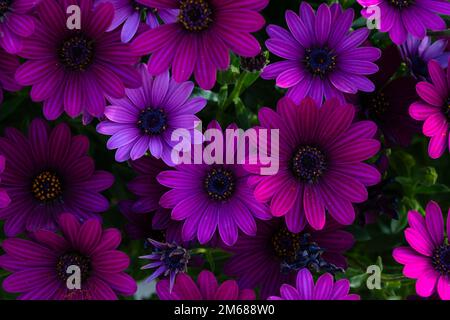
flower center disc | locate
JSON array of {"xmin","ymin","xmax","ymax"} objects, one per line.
[
  {"xmin": 137, "ymin": 108, "xmax": 168, "ymax": 135},
  {"xmin": 271, "ymin": 227, "xmax": 302, "ymax": 264},
  {"xmin": 291, "ymin": 146, "xmax": 327, "ymax": 183},
  {"xmin": 204, "ymin": 168, "xmax": 235, "ymax": 201},
  {"xmin": 56, "ymin": 252, "xmax": 91, "ymax": 283},
  {"xmin": 370, "ymin": 91, "xmax": 389, "ymax": 117},
  {"xmin": 59, "ymin": 35, "xmax": 95, "ymax": 71},
  {"xmin": 304, "ymin": 47, "xmax": 337, "ymax": 78},
  {"xmin": 389, "ymin": 0, "xmax": 414, "ymax": 9},
  {"xmin": 433, "ymin": 244, "xmax": 450, "ymax": 275},
  {"xmin": 178, "ymin": 0, "xmax": 212, "ymax": 32},
  {"xmin": 32, "ymin": 171, "xmax": 63, "ymax": 203},
  {"xmin": 0, "ymin": 0, "xmax": 11, "ymax": 17}
]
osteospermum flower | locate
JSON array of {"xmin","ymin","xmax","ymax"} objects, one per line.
[
  {"xmin": 0, "ymin": 118, "xmax": 114, "ymax": 236},
  {"xmin": 246, "ymin": 97, "xmax": 381, "ymax": 232},
  {"xmin": 157, "ymin": 121, "xmax": 271, "ymax": 246},
  {"xmin": 261, "ymin": 2, "xmax": 380, "ymax": 104},
  {"xmin": 400, "ymin": 35, "xmax": 450, "ymax": 80},
  {"xmin": 393, "ymin": 201, "xmax": 450, "ymax": 300},
  {"xmin": 96, "ymin": 0, "xmax": 178, "ymax": 42},
  {"xmin": 0, "ymin": 213, "xmax": 136, "ymax": 300},
  {"xmin": 97, "ymin": 65, "xmax": 206, "ymax": 164},
  {"xmin": 0, "ymin": 0, "xmax": 39, "ymax": 53},
  {"xmin": 409, "ymin": 59, "xmax": 450, "ymax": 159},
  {"xmin": 0, "ymin": 47, "xmax": 22, "ymax": 104},
  {"xmin": 131, "ymin": 0, "xmax": 268, "ymax": 89},
  {"xmin": 15, "ymin": 0, "xmax": 141, "ymax": 121},
  {"xmin": 224, "ymin": 219, "xmax": 354, "ymax": 299},
  {"xmin": 268, "ymin": 269, "xmax": 360, "ymax": 300},
  {"xmin": 156, "ymin": 270, "xmax": 255, "ymax": 300},
  {"xmin": 358, "ymin": 0, "xmax": 450, "ymax": 45},
  {"xmin": 141, "ymin": 239, "xmax": 190, "ymax": 291}
]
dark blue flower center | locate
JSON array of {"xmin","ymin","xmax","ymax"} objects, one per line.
[
  {"xmin": 137, "ymin": 108, "xmax": 167, "ymax": 135},
  {"xmin": 204, "ymin": 168, "xmax": 235, "ymax": 201},
  {"xmin": 291, "ymin": 146, "xmax": 327, "ymax": 183},
  {"xmin": 304, "ymin": 47, "xmax": 337, "ymax": 77},
  {"xmin": 0, "ymin": 0, "xmax": 11, "ymax": 17},
  {"xmin": 370, "ymin": 91, "xmax": 389, "ymax": 117},
  {"xmin": 432, "ymin": 244, "xmax": 450, "ymax": 275},
  {"xmin": 178, "ymin": 0, "xmax": 212, "ymax": 32},
  {"xmin": 32, "ymin": 171, "xmax": 63, "ymax": 203},
  {"xmin": 389, "ymin": 0, "xmax": 414, "ymax": 8},
  {"xmin": 271, "ymin": 227, "xmax": 342, "ymax": 274},
  {"xmin": 56, "ymin": 252, "xmax": 91, "ymax": 283},
  {"xmin": 59, "ymin": 35, "xmax": 95, "ymax": 71},
  {"xmin": 160, "ymin": 246, "xmax": 190, "ymax": 273}
]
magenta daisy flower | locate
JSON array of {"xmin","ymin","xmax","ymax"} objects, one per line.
[
  {"xmin": 268, "ymin": 269, "xmax": 360, "ymax": 300},
  {"xmin": 14, "ymin": 0, "xmax": 142, "ymax": 121},
  {"xmin": 157, "ymin": 121, "xmax": 271, "ymax": 246},
  {"xmin": 0, "ymin": 155, "xmax": 10, "ymax": 209},
  {"xmin": 0, "ymin": 118, "xmax": 114, "ymax": 236},
  {"xmin": 0, "ymin": 47, "xmax": 22, "ymax": 104},
  {"xmin": 261, "ymin": 2, "xmax": 380, "ymax": 105},
  {"xmin": 96, "ymin": 0, "xmax": 178, "ymax": 43},
  {"xmin": 409, "ymin": 59, "xmax": 449, "ymax": 159},
  {"xmin": 358, "ymin": 0, "xmax": 450, "ymax": 45},
  {"xmin": 246, "ymin": 97, "xmax": 381, "ymax": 232},
  {"xmin": 0, "ymin": 0, "xmax": 39, "ymax": 53},
  {"xmin": 97, "ymin": 65, "xmax": 206, "ymax": 164},
  {"xmin": 393, "ymin": 201, "xmax": 450, "ymax": 300},
  {"xmin": 131, "ymin": 0, "xmax": 268, "ymax": 90},
  {"xmin": 224, "ymin": 219, "xmax": 354, "ymax": 299},
  {"xmin": 0, "ymin": 213, "xmax": 136, "ymax": 300},
  {"xmin": 156, "ymin": 270, "xmax": 255, "ymax": 300}
]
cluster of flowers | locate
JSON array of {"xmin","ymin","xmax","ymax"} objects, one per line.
[{"xmin": 0, "ymin": 0, "xmax": 448, "ymax": 300}]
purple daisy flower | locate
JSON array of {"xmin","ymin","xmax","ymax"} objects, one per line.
[
  {"xmin": 358, "ymin": 0, "xmax": 450, "ymax": 45},
  {"xmin": 246, "ymin": 97, "xmax": 381, "ymax": 232},
  {"xmin": 261, "ymin": 2, "xmax": 380, "ymax": 105},
  {"xmin": 400, "ymin": 35, "xmax": 450, "ymax": 80},
  {"xmin": 409, "ymin": 59, "xmax": 449, "ymax": 159},
  {"xmin": 140, "ymin": 239, "xmax": 190, "ymax": 291},
  {"xmin": 0, "ymin": 213, "xmax": 136, "ymax": 300},
  {"xmin": 131, "ymin": 0, "xmax": 268, "ymax": 90},
  {"xmin": 0, "ymin": 155, "xmax": 10, "ymax": 209},
  {"xmin": 393, "ymin": 201, "xmax": 450, "ymax": 300},
  {"xmin": 97, "ymin": 64, "xmax": 206, "ymax": 165},
  {"xmin": 0, "ymin": 47, "xmax": 21, "ymax": 104},
  {"xmin": 157, "ymin": 121, "xmax": 271, "ymax": 246},
  {"xmin": 156, "ymin": 270, "xmax": 255, "ymax": 300},
  {"xmin": 119, "ymin": 200, "xmax": 182, "ymax": 243},
  {"xmin": 355, "ymin": 45, "xmax": 420, "ymax": 148},
  {"xmin": 224, "ymin": 219, "xmax": 354, "ymax": 299},
  {"xmin": 268, "ymin": 269, "xmax": 360, "ymax": 300},
  {"xmin": 0, "ymin": 118, "xmax": 114, "ymax": 236},
  {"xmin": 96, "ymin": 0, "xmax": 178, "ymax": 43},
  {"xmin": 14, "ymin": 0, "xmax": 142, "ymax": 121},
  {"xmin": 0, "ymin": 0, "xmax": 39, "ymax": 53}
]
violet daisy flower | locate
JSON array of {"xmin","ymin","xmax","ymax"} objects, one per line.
[
  {"xmin": 157, "ymin": 121, "xmax": 271, "ymax": 246},
  {"xmin": 246, "ymin": 97, "xmax": 381, "ymax": 232},
  {"xmin": 156, "ymin": 270, "xmax": 255, "ymax": 300},
  {"xmin": 261, "ymin": 2, "xmax": 380, "ymax": 105},
  {"xmin": 400, "ymin": 35, "xmax": 450, "ymax": 80},
  {"xmin": 358, "ymin": 0, "xmax": 450, "ymax": 45},
  {"xmin": 0, "ymin": 213, "xmax": 136, "ymax": 300},
  {"xmin": 268, "ymin": 269, "xmax": 360, "ymax": 300},
  {"xmin": 224, "ymin": 219, "xmax": 354, "ymax": 299},
  {"xmin": 0, "ymin": 0, "xmax": 39, "ymax": 53},
  {"xmin": 0, "ymin": 118, "xmax": 114, "ymax": 236},
  {"xmin": 97, "ymin": 64, "xmax": 206, "ymax": 164},
  {"xmin": 409, "ymin": 59, "xmax": 450, "ymax": 159},
  {"xmin": 0, "ymin": 155, "xmax": 10, "ymax": 209},
  {"xmin": 131, "ymin": 0, "xmax": 268, "ymax": 90},
  {"xmin": 393, "ymin": 201, "xmax": 450, "ymax": 300},
  {"xmin": 140, "ymin": 239, "xmax": 190, "ymax": 291},
  {"xmin": 0, "ymin": 47, "xmax": 21, "ymax": 104},
  {"xmin": 96, "ymin": 0, "xmax": 178, "ymax": 43},
  {"xmin": 14, "ymin": 0, "xmax": 142, "ymax": 121}
]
